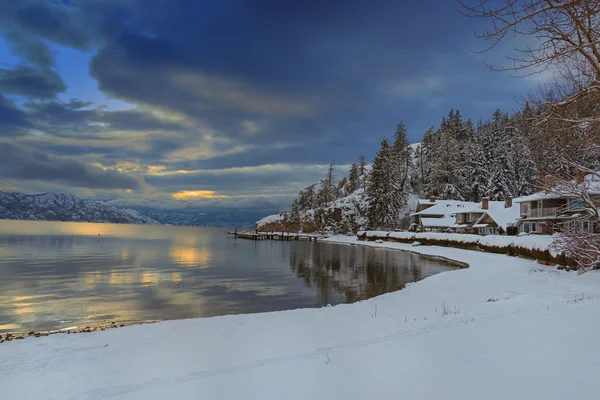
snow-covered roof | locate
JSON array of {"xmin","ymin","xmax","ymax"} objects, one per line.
[
  {"xmin": 475, "ymin": 205, "xmax": 520, "ymax": 230},
  {"xmin": 473, "ymin": 224, "xmax": 488, "ymax": 228},
  {"xmin": 412, "ymin": 200, "xmax": 477, "ymax": 216},
  {"xmin": 513, "ymin": 192, "xmax": 572, "ymax": 202},
  {"xmin": 421, "ymin": 215, "xmax": 456, "ymax": 228},
  {"xmin": 457, "ymin": 200, "xmax": 509, "ymax": 214},
  {"xmin": 515, "ymin": 172, "xmax": 600, "ymax": 202}
]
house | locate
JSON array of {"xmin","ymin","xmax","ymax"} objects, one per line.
[
  {"xmin": 410, "ymin": 196, "xmax": 477, "ymax": 232},
  {"xmin": 452, "ymin": 197, "xmax": 520, "ymax": 235},
  {"xmin": 513, "ymin": 172, "xmax": 600, "ymax": 234}
]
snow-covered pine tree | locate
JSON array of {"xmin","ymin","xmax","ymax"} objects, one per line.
[
  {"xmin": 347, "ymin": 163, "xmax": 360, "ymax": 194},
  {"xmin": 367, "ymin": 138, "xmax": 401, "ymax": 228},
  {"xmin": 337, "ymin": 176, "xmax": 348, "ymax": 196},
  {"xmin": 297, "ymin": 184, "xmax": 317, "ymax": 211},
  {"xmin": 510, "ymin": 108, "xmax": 537, "ymax": 196},
  {"xmin": 289, "ymin": 199, "xmax": 301, "ymax": 224},
  {"xmin": 484, "ymin": 110, "xmax": 513, "ymax": 200},
  {"xmin": 426, "ymin": 111, "xmax": 467, "ymax": 200},
  {"xmin": 466, "ymin": 124, "xmax": 488, "ymax": 202},
  {"xmin": 358, "ymin": 155, "xmax": 368, "ymax": 190},
  {"xmin": 419, "ymin": 126, "xmax": 438, "ymax": 196},
  {"xmin": 391, "ymin": 122, "xmax": 411, "ymax": 217},
  {"xmin": 318, "ymin": 160, "xmax": 337, "ymax": 207},
  {"xmin": 392, "ymin": 121, "xmax": 412, "ymax": 193}
]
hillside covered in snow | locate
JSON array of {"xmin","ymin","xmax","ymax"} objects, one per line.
[
  {"xmin": 0, "ymin": 192, "xmax": 159, "ymax": 225},
  {"xmin": 256, "ymin": 188, "xmax": 418, "ymax": 234}
]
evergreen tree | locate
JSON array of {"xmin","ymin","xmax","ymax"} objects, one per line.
[
  {"xmin": 419, "ymin": 126, "xmax": 438, "ymax": 195},
  {"xmin": 358, "ymin": 155, "xmax": 368, "ymax": 190},
  {"xmin": 338, "ymin": 176, "xmax": 348, "ymax": 195},
  {"xmin": 426, "ymin": 110, "xmax": 467, "ymax": 200},
  {"xmin": 318, "ymin": 160, "xmax": 337, "ymax": 207},
  {"xmin": 367, "ymin": 138, "xmax": 402, "ymax": 228},
  {"xmin": 391, "ymin": 121, "xmax": 412, "ymax": 207},
  {"xmin": 347, "ymin": 163, "xmax": 360, "ymax": 194},
  {"xmin": 467, "ymin": 123, "xmax": 489, "ymax": 202},
  {"xmin": 289, "ymin": 199, "xmax": 301, "ymax": 224}
]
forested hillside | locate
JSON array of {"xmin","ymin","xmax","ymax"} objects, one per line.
[{"xmin": 257, "ymin": 102, "xmax": 599, "ymax": 234}]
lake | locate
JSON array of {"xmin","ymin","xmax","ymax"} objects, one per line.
[{"xmin": 0, "ymin": 220, "xmax": 461, "ymax": 334}]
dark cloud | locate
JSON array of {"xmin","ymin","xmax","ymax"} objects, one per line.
[
  {"xmin": 14, "ymin": 1, "xmax": 91, "ymax": 50},
  {"xmin": 0, "ymin": 93, "xmax": 31, "ymax": 136},
  {"xmin": 0, "ymin": 29, "xmax": 55, "ymax": 68},
  {"xmin": 23, "ymin": 99, "xmax": 102, "ymax": 136},
  {"xmin": 0, "ymin": 143, "xmax": 141, "ymax": 190},
  {"xmin": 0, "ymin": 64, "xmax": 67, "ymax": 98}
]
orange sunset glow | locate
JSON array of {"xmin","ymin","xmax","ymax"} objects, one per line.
[{"xmin": 171, "ymin": 190, "xmax": 231, "ymax": 200}]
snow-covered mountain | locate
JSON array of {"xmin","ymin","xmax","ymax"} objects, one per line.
[{"xmin": 0, "ymin": 192, "xmax": 159, "ymax": 225}]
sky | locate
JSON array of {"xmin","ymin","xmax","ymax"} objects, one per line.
[{"xmin": 0, "ymin": 0, "xmax": 545, "ymax": 213}]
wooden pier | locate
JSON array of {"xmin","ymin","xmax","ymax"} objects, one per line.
[{"xmin": 232, "ymin": 231, "xmax": 325, "ymax": 241}]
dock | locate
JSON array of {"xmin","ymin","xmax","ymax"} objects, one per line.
[{"xmin": 232, "ymin": 231, "xmax": 326, "ymax": 241}]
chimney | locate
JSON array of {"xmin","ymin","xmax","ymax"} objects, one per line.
[
  {"xmin": 429, "ymin": 195, "xmax": 436, "ymax": 203},
  {"xmin": 576, "ymin": 169, "xmax": 585, "ymax": 184},
  {"xmin": 482, "ymin": 197, "xmax": 489, "ymax": 210},
  {"xmin": 506, "ymin": 196, "xmax": 513, "ymax": 208}
]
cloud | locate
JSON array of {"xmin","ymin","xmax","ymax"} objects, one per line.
[
  {"xmin": 0, "ymin": 93, "xmax": 31, "ymax": 135},
  {"xmin": 0, "ymin": 143, "xmax": 142, "ymax": 190},
  {"xmin": 0, "ymin": 64, "xmax": 67, "ymax": 98},
  {"xmin": 386, "ymin": 76, "xmax": 446, "ymax": 97}
]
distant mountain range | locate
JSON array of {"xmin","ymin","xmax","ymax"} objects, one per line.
[
  {"xmin": 0, "ymin": 192, "xmax": 158, "ymax": 225},
  {"xmin": 0, "ymin": 191, "xmax": 267, "ymax": 228},
  {"xmin": 130, "ymin": 207, "xmax": 265, "ymax": 228}
]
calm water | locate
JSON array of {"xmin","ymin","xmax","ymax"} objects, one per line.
[{"xmin": 0, "ymin": 220, "xmax": 461, "ymax": 334}]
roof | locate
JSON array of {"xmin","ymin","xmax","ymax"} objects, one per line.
[
  {"xmin": 513, "ymin": 192, "xmax": 574, "ymax": 202},
  {"xmin": 515, "ymin": 172, "xmax": 600, "ymax": 203},
  {"xmin": 475, "ymin": 205, "xmax": 520, "ymax": 230},
  {"xmin": 421, "ymin": 215, "xmax": 457, "ymax": 228},
  {"xmin": 412, "ymin": 200, "xmax": 477, "ymax": 216},
  {"xmin": 456, "ymin": 200, "xmax": 509, "ymax": 214}
]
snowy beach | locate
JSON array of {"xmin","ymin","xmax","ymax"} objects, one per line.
[{"xmin": 1, "ymin": 236, "xmax": 599, "ymax": 399}]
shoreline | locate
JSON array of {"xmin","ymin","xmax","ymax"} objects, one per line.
[
  {"xmin": 2, "ymin": 236, "xmax": 600, "ymax": 399},
  {"xmin": 0, "ymin": 321, "xmax": 130, "ymax": 344}
]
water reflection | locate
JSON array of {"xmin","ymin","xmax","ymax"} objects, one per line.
[
  {"xmin": 287, "ymin": 242, "xmax": 452, "ymax": 305},
  {"xmin": 0, "ymin": 220, "xmax": 460, "ymax": 334}
]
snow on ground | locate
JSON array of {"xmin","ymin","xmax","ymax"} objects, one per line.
[
  {"xmin": 2, "ymin": 236, "xmax": 600, "ymax": 399},
  {"xmin": 364, "ymin": 231, "xmax": 556, "ymax": 253},
  {"xmin": 255, "ymin": 213, "xmax": 284, "ymax": 226}
]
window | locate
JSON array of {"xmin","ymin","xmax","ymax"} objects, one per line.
[
  {"xmin": 467, "ymin": 213, "xmax": 473, "ymax": 222},
  {"xmin": 523, "ymin": 222, "xmax": 530, "ymax": 233},
  {"xmin": 457, "ymin": 214, "xmax": 464, "ymax": 223},
  {"xmin": 521, "ymin": 203, "xmax": 530, "ymax": 215},
  {"xmin": 583, "ymin": 220, "xmax": 590, "ymax": 231},
  {"xmin": 569, "ymin": 199, "xmax": 588, "ymax": 209},
  {"xmin": 531, "ymin": 222, "xmax": 537, "ymax": 232}
]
